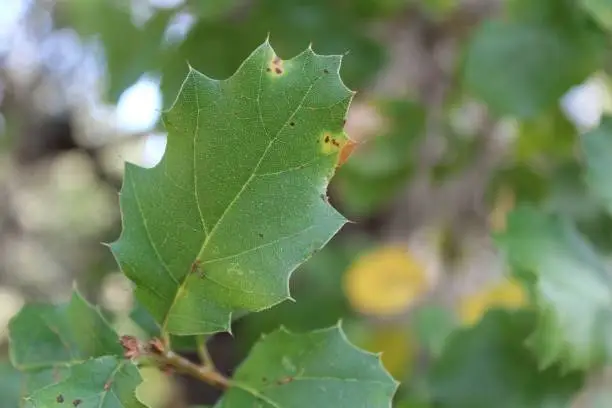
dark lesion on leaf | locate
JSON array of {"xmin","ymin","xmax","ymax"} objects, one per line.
[
  {"xmin": 258, "ymin": 233, "xmax": 264, "ymax": 238},
  {"xmin": 190, "ymin": 259, "xmax": 206, "ymax": 278},
  {"xmin": 56, "ymin": 394, "xmax": 64, "ymax": 403},
  {"xmin": 268, "ymin": 55, "xmax": 284, "ymax": 76},
  {"xmin": 323, "ymin": 68, "xmax": 329, "ymax": 74},
  {"xmin": 72, "ymin": 400, "xmax": 82, "ymax": 407},
  {"xmin": 290, "ymin": 121, "xmax": 295, "ymax": 127}
]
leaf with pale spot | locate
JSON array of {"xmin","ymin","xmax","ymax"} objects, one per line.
[
  {"xmin": 110, "ymin": 40, "xmax": 353, "ymax": 335},
  {"xmin": 216, "ymin": 325, "xmax": 397, "ymax": 407},
  {"xmin": 24, "ymin": 356, "xmax": 145, "ymax": 408}
]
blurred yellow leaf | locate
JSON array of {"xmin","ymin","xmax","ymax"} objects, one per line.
[
  {"xmin": 458, "ymin": 277, "xmax": 527, "ymax": 325},
  {"xmin": 359, "ymin": 325, "xmax": 415, "ymax": 380},
  {"xmin": 343, "ymin": 246, "xmax": 429, "ymax": 316},
  {"xmin": 489, "ymin": 186, "xmax": 515, "ymax": 232}
]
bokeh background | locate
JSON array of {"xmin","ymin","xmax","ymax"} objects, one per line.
[{"xmin": 0, "ymin": 0, "xmax": 610, "ymax": 406}]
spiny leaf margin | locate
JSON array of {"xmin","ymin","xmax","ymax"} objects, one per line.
[
  {"xmin": 109, "ymin": 38, "xmax": 355, "ymax": 336},
  {"xmin": 217, "ymin": 322, "xmax": 398, "ymax": 407}
]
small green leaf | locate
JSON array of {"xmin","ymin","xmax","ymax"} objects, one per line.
[
  {"xmin": 24, "ymin": 356, "xmax": 145, "ymax": 408},
  {"xmin": 217, "ymin": 325, "xmax": 397, "ymax": 407},
  {"xmin": 8, "ymin": 290, "xmax": 123, "ymax": 400},
  {"xmin": 111, "ymin": 40, "xmax": 352, "ymax": 336},
  {"xmin": 464, "ymin": 0, "xmax": 603, "ymax": 118},
  {"xmin": 428, "ymin": 310, "xmax": 584, "ymax": 408},
  {"xmin": 9, "ymin": 291, "xmax": 122, "ymax": 370},
  {"xmin": 496, "ymin": 206, "xmax": 612, "ymax": 370}
]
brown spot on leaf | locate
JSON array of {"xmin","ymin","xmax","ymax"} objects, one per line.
[
  {"xmin": 274, "ymin": 67, "xmax": 283, "ymax": 75},
  {"xmin": 266, "ymin": 67, "xmax": 271, "ymax": 72},
  {"xmin": 323, "ymin": 69, "xmax": 329, "ymax": 74},
  {"xmin": 72, "ymin": 400, "xmax": 82, "ymax": 407},
  {"xmin": 190, "ymin": 259, "xmax": 201, "ymax": 274},
  {"xmin": 324, "ymin": 134, "xmax": 330, "ymax": 143},
  {"xmin": 104, "ymin": 381, "xmax": 112, "ymax": 391},
  {"xmin": 290, "ymin": 122, "xmax": 295, "ymax": 127},
  {"xmin": 56, "ymin": 394, "xmax": 64, "ymax": 403}
]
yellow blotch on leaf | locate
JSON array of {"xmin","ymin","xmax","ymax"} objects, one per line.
[
  {"xmin": 319, "ymin": 131, "xmax": 347, "ymax": 157},
  {"xmin": 343, "ymin": 246, "xmax": 430, "ymax": 316},
  {"xmin": 458, "ymin": 277, "xmax": 527, "ymax": 325}
]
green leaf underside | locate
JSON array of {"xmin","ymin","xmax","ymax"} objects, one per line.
[
  {"xmin": 217, "ymin": 326, "xmax": 397, "ymax": 408},
  {"xmin": 25, "ymin": 356, "xmax": 145, "ymax": 408},
  {"xmin": 9, "ymin": 291, "xmax": 122, "ymax": 371},
  {"xmin": 429, "ymin": 310, "xmax": 583, "ymax": 408},
  {"xmin": 110, "ymin": 40, "xmax": 352, "ymax": 335},
  {"xmin": 496, "ymin": 207, "xmax": 612, "ymax": 371}
]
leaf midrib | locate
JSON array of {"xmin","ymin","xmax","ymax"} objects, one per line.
[{"xmin": 160, "ymin": 54, "xmax": 325, "ymax": 334}]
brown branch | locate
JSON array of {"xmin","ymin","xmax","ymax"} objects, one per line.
[
  {"xmin": 120, "ymin": 335, "xmax": 230, "ymax": 390},
  {"xmin": 159, "ymin": 349, "xmax": 230, "ymax": 390}
]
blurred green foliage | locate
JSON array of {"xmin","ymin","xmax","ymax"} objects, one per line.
[{"xmin": 5, "ymin": 0, "xmax": 612, "ymax": 406}]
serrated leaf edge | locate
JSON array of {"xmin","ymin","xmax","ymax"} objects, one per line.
[
  {"xmin": 109, "ymin": 38, "xmax": 355, "ymax": 337},
  {"xmin": 8, "ymin": 284, "xmax": 120, "ymax": 371}
]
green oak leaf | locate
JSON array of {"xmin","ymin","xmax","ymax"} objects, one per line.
[
  {"xmin": 110, "ymin": 40, "xmax": 353, "ymax": 336},
  {"xmin": 9, "ymin": 291, "xmax": 122, "ymax": 370},
  {"xmin": 8, "ymin": 290, "xmax": 123, "ymax": 399},
  {"xmin": 217, "ymin": 325, "xmax": 397, "ymax": 407},
  {"xmin": 428, "ymin": 309, "xmax": 583, "ymax": 408},
  {"xmin": 495, "ymin": 206, "xmax": 612, "ymax": 371},
  {"xmin": 24, "ymin": 356, "xmax": 145, "ymax": 408}
]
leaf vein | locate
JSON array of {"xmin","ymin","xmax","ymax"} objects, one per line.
[{"xmin": 128, "ymin": 172, "xmax": 180, "ymax": 286}]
